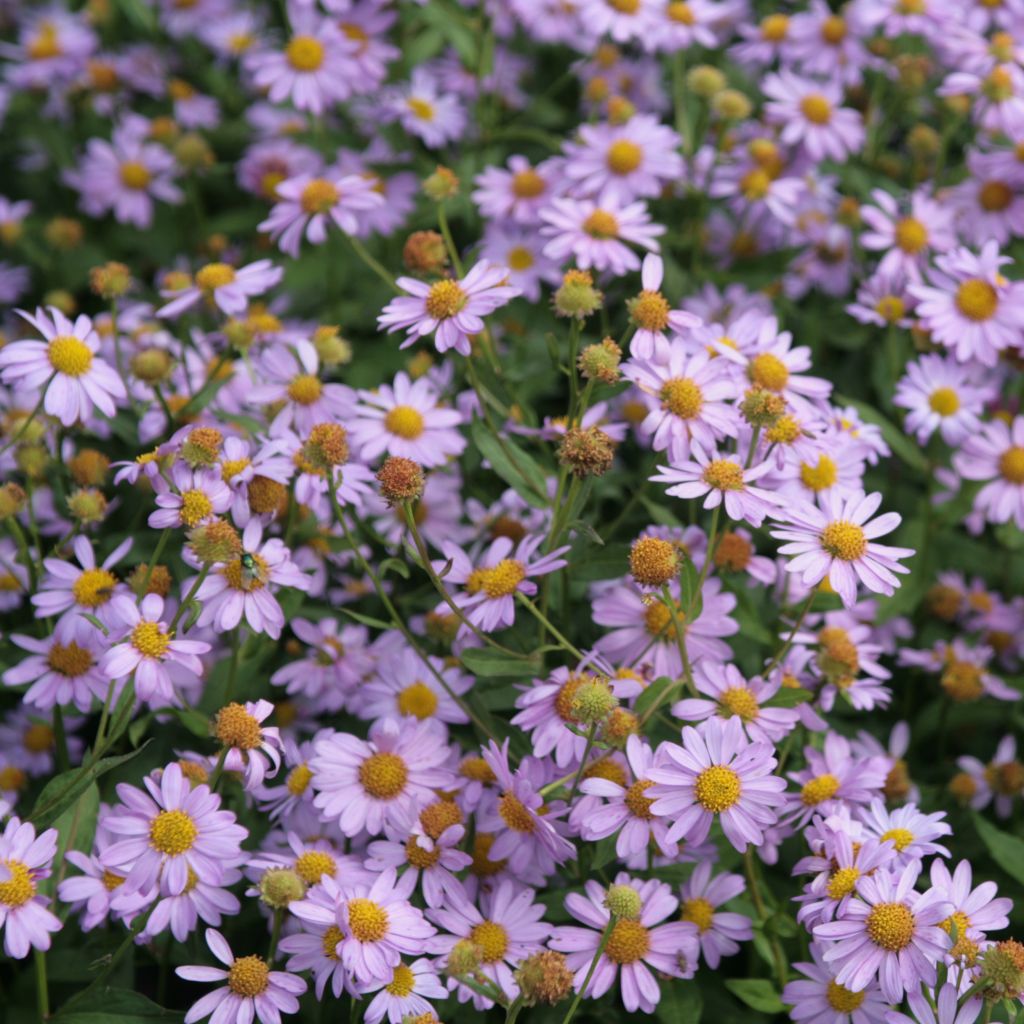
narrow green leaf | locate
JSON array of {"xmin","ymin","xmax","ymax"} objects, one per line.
[
  {"xmin": 470, "ymin": 419, "xmax": 550, "ymax": 508},
  {"xmin": 339, "ymin": 607, "xmax": 393, "ymax": 631},
  {"xmin": 39, "ymin": 782, "xmax": 99, "ymax": 898},
  {"xmin": 634, "ymin": 676, "xmax": 675, "ymax": 719},
  {"xmin": 461, "ymin": 647, "xmax": 537, "ymax": 678},
  {"xmin": 53, "ymin": 987, "xmax": 183, "ymax": 1023},
  {"xmin": 974, "ymin": 814, "xmax": 1024, "ymax": 886},
  {"xmin": 764, "ymin": 687, "xmax": 812, "ymax": 708},
  {"xmin": 834, "ymin": 395, "xmax": 928, "ymax": 474},
  {"xmin": 725, "ymin": 978, "xmax": 784, "ymax": 1014},
  {"xmin": 656, "ymin": 982, "xmax": 703, "ymax": 1024}
]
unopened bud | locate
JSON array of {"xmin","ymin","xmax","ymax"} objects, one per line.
[
  {"xmin": 44, "ymin": 290, "xmax": 76, "ymax": 316},
  {"xmin": 712, "ymin": 89, "xmax": 752, "ymax": 120},
  {"xmin": 312, "ymin": 325, "xmax": 352, "ymax": 367},
  {"xmin": 258, "ymin": 868, "xmax": 306, "ymax": 909},
  {"xmin": 446, "ymin": 939, "xmax": 480, "ymax": 977},
  {"xmin": 515, "ymin": 951, "xmax": 575, "ymax": 1006},
  {"xmin": 180, "ymin": 426, "xmax": 223, "ymax": 468},
  {"xmin": 174, "ymin": 132, "xmax": 214, "ymax": 170},
  {"xmin": 604, "ymin": 884, "xmax": 642, "ymax": 921},
  {"xmin": 127, "ymin": 562, "xmax": 172, "ymax": 598},
  {"xmin": 606, "ymin": 96, "xmax": 635, "ymax": 124},
  {"xmin": 741, "ymin": 387, "xmax": 786, "ymax": 428},
  {"xmin": 377, "ymin": 457, "xmax": 425, "ymax": 506},
  {"xmin": 572, "ymin": 678, "xmax": 618, "ymax": 724},
  {"xmin": 403, "ymin": 230, "xmax": 448, "ymax": 274},
  {"xmin": 17, "ymin": 444, "xmax": 50, "ymax": 479},
  {"xmin": 132, "ymin": 347, "xmax": 173, "ymax": 384},
  {"xmin": 67, "ymin": 487, "xmax": 108, "ymax": 525},
  {"xmin": 553, "ymin": 269, "xmax": 603, "ymax": 320},
  {"xmin": 629, "ymin": 536, "xmax": 678, "ymax": 588},
  {"xmin": 188, "ymin": 518, "xmax": 243, "ymax": 564},
  {"xmin": 247, "ymin": 476, "xmax": 288, "ymax": 517},
  {"xmin": 907, "ymin": 124, "xmax": 940, "ymax": 159},
  {"xmin": 686, "ymin": 64, "xmax": 726, "ymax": 98},
  {"xmin": 90, "ymin": 261, "xmax": 132, "ymax": 299},
  {"xmin": 578, "ymin": 338, "xmax": 621, "ymax": 384},
  {"xmin": 0, "ymin": 483, "xmax": 27, "ymax": 520},
  {"xmin": 68, "ymin": 448, "xmax": 110, "ymax": 487},
  {"xmin": 423, "ymin": 166, "xmax": 460, "ymax": 202},
  {"xmin": 558, "ymin": 426, "xmax": 616, "ymax": 478},
  {"xmin": 44, "ymin": 217, "xmax": 84, "ymax": 251}
]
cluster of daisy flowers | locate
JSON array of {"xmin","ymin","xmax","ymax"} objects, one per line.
[{"xmin": 1, "ymin": 0, "xmax": 1024, "ymax": 1023}]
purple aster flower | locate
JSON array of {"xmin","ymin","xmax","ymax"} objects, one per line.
[
  {"xmin": 624, "ymin": 255, "xmax": 703, "ymax": 362},
  {"xmin": 576, "ymin": 0, "xmax": 665, "ymax": 46},
  {"xmin": 679, "ymin": 860, "xmax": 752, "ymax": 969},
  {"xmin": 886, "ymin": 982, "xmax": 983, "ymax": 1024},
  {"xmin": 480, "ymin": 222, "xmax": 562, "ymax": 302},
  {"xmin": 540, "ymin": 193, "xmax": 664, "ymax": 275},
  {"xmin": 781, "ymin": 944, "xmax": 890, "ymax": 1024},
  {"xmin": 148, "ymin": 464, "xmax": 232, "ymax": 531},
  {"xmin": 389, "ymin": 68, "xmax": 467, "ymax": 148},
  {"xmin": 378, "ymin": 260, "xmax": 520, "ymax": 357},
  {"xmin": 0, "ymin": 307, "xmax": 126, "ymax": 428},
  {"xmin": 156, "ymin": 259, "xmax": 283, "ymax": 319},
  {"xmin": 858, "ymin": 800, "xmax": 952, "ymax": 865},
  {"xmin": 763, "ymin": 71, "xmax": 865, "ymax": 162},
  {"xmin": 0, "ymin": 816, "xmax": 61, "ymax": 958},
  {"xmin": 358, "ymin": 645, "xmax": 472, "ymax": 728},
  {"xmin": 648, "ymin": 716, "xmax": 786, "ymax": 851},
  {"xmin": 361, "ymin": 958, "xmax": 447, "ymax": 1024},
  {"xmin": 893, "ymin": 355, "xmax": 994, "ymax": 446},
  {"xmin": 860, "ymin": 188, "xmax": 956, "ymax": 282},
  {"xmin": 472, "ymin": 154, "xmax": 561, "ymax": 224},
  {"xmin": 31, "ymin": 534, "xmax": 132, "ymax": 626},
  {"xmin": 770, "ymin": 491, "xmax": 914, "ymax": 608},
  {"xmin": 64, "ymin": 122, "xmax": 182, "ymax": 228},
  {"xmin": 814, "ymin": 862, "xmax": 953, "ymax": 1004},
  {"xmin": 953, "ymin": 415, "xmax": 1024, "ymax": 529},
  {"xmin": 102, "ymin": 763, "xmax": 247, "ymax": 897},
  {"xmin": 177, "ymin": 928, "xmax": 306, "ymax": 1024},
  {"xmin": 928, "ymin": 860, "xmax": 1013, "ymax": 965},
  {"xmin": 549, "ymin": 875, "xmax": 698, "ymax": 1014}
]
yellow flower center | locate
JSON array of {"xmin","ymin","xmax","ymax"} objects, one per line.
[
  {"xmin": 800, "ymin": 94, "xmax": 832, "ymax": 124},
  {"xmin": 498, "ymin": 792, "xmax": 536, "ymax": 833},
  {"xmin": 72, "ymin": 567, "xmax": 116, "ymax": 608},
  {"xmin": 386, "ymin": 964, "xmax": 416, "ymax": 997},
  {"xmin": 407, "ymin": 97, "xmax": 435, "ymax": 121},
  {"xmin": 0, "ymin": 860, "xmax": 35, "ymax": 908},
  {"xmin": 942, "ymin": 660, "xmax": 984, "ymax": 702},
  {"xmin": 347, "ymin": 898, "xmax": 389, "ymax": 942},
  {"xmin": 0, "ymin": 766, "xmax": 26, "ymax": 791},
  {"xmin": 221, "ymin": 457, "xmax": 251, "ymax": 481},
  {"xmin": 359, "ymin": 752, "xmax": 408, "ymax": 800},
  {"xmin": 820, "ymin": 520, "xmax": 867, "ymax": 561},
  {"xmin": 818, "ymin": 626, "xmax": 860, "ymax": 683},
  {"xmin": 470, "ymin": 920, "xmax": 509, "ymax": 963},
  {"xmin": 821, "ymin": 15, "xmax": 847, "ymax": 42},
  {"xmin": 180, "ymin": 488, "xmax": 213, "ymax": 527},
  {"xmin": 119, "ymin": 161, "xmax": 151, "ymax": 190},
  {"xmin": 624, "ymin": 779, "xmax": 656, "ymax": 820},
  {"xmin": 766, "ymin": 414, "xmax": 801, "ymax": 445},
  {"xmin": 286, "ymin": 764, "xmax": 312, "ymax": 796},
  {"xmin": 294, "ymin": 850, "xmax": 335, "ymax": 885},
  {"xmin": 630, "ymin": 291, "xmax": 670, "ymax": 331},
  {"xmin": 583, "ymin": 210, "xmax": 619, "ymax": 239},
  {"xmin": 979, "ymin": 181, "xmax": 1013, "ymax": 212},
  {"xmin": 955, "ymin": 279, "xmax": 998, "ymax": 322},
  {"xmin": 748, "ymin": 352, "xmax": 789, "ymax": 391},
  {"xmin": 720, "ymin": 687, "xmax": 759, "ymax": 722},
  {"xmin": 880, "ymin": 827, "xmax": 915, "ymax": 852},
  {"xmin": 425, "ymin": 279, "xmax": 468, "ymax": 320},
  {"xmin": 608, "ymin": 0, "xmax": 640, "ymax": 13},
  {"xmin": 668, "ymin": 1, "xmax": 695, "ymax": 22},
  {"xmin": 894, "ymin": 217, "xmax": 928, "ymax": 254},
  {"xmin": 223, "ymin": 552, "xmax": 269, "ymax": 592},
  {"xmin": 661, "ymin": 378, "xmax": 704, "ymax": 419},
  {"xmin": 866, "ymin": 902, "xmax": 915, "ymax": 951},
  {"xmin": 384, "ymin": 405, "xmax": 425, "ymax": 440},
  {"xmin": 801, "ymin": 773, "xmax": 840, "ymax": 806},
  {"xmin": 287, "ymin": 374, "xmax": 322, "ymax": 405},
  {"xmin": 875, "ymin": 295, "xmax": 906, "ymax": 322},
  {"xmin": 23, "ymin": 724, "xmax": 54, "ymax": 753},
  {"xmin": 28, "ymin": 24, "xmax": 62, "ymax": 60},
  {"xmin": 299, "ymin": 179, "xmax": 339, "ymax": 215},
  {"xmin": 397, "ymin": 681, "xmax": 439, "ymax": 719},
  {"xmin": 827, "ymin": 866, "xmax": 861, "ymax": 900},
  {"xmin": 48, "ymin": 335, "xmax": 94, "ymax": 377},
  {"xmin": 214, "ymin": 703, "xmax": 262, "ymax": 749},
  {"xmin": 47, "ymin": 641, "xmax": 94, "ymax": 676},
  {"xmin": 827, "ymin": 980, "xmax": 865, "ymax": 1013},
  {"xmin": 760, "ymin": 13, "xmax": 789, "ymax": 40},
  {"xmin": 740, "ymin": 168, "xmax": 773, "ymax": 201},
  {"xmin": 405, "ymin": 837, "xmax": 441, "ymax": 869},
  {"xmin": 702, "ymin": 459, "xmax": 745, "ymax": 490},
  {"xmin": 644, "ymin": 600, "xmax": 685, "ymax": 640},
  {"xmin": 998, "ymin": 446, "xmax": 1024, "ymax": 484},
  {"xmin": 131, "ymin": 621, "xmax": 172, "ymax": 658},
  {"xmin": 149, "ymin": 809, "xmax": 198, "ymax": 855},
  {"xmin": 195, "ymin": 263, "xmax": 236, "ymax": 291},
  {"xmin": 681, "ymin": 897, "xmax": 715, "ymax": 932},
  {"xmin": 800, "ymin": 454, "xmax": 838, "ymax": 492},
  {"xmin": 102, "ymin": 869, "xmax": 125, "ymax": 891},
  {"xmin": 507, "ymin": 246, "xmax": 534, "ymax": 271},
  {"xmin": 480, "ymin": 559, "xmax": 527, "ymax": 598},
  {"xmin": 227, "ymin": 955, "xmax": 270, "ymax": 997},
  {"xmin": 605, "ymin": 920, "xmax": 651, "ymax": 964},
  {"xmin": 929, "ymin": 387, "xmax": 960, "ymax": 415},
  {"xmin": 511, "ymin": 169, "xmax": 546, "ymax": 198},
  {"xmin": 983, "ymin": 66, "xmax": 1013, "ymax": 101},
  {"xmin": 321, "ymin": 925, "xmax": 343, "ymax": 959},
  {"xmin": 285, "ymin": 35, "xmax": 324, "ymax": 72},
  {"xmin": 694, "ymin": 765, "xmax": 742, "ymax": 812},
  {"xmin": 606, "ymin": 140, "xmax": 643, "ymax": 175}
]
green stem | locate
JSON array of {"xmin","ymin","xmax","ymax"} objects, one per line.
[
  {"xmin": 53, "ymin": 707, "xmax": 70, "ymax": 773},
  {"xmin": 744, "ymin": 847, "xmax": 787, "ymax": 989},
  {"xmin": 561, "ymin": 918, "xmax": 614, "ymax": 1024},
  {"xmin": 137, "ymin": 528, "xmax": 172, "ymax": 600},
  {"xmin": 169, "ymin": 564, "xmax": 212, "ymax": 632},
  {"xmin": 689, "ymin": 504, "xmax": 720, "ymax": 612},
  {"xmin": 763, "ymin": 592, "xmax": 816, "ymax": 675},
  {"xmin": 6, "ymin": 515, "xmax": 38, "ymax": 592},
  {"xmin": 515, "ymin": 592, "xmax": 583, "ymax": 660},
  {"xmin": 223, "ymin": 629, "xmax": 241, "ymax": 703},
  {"xmin": 208, "ymin": 747, "xmax": 229, "ymax": 791},
  {"xmin": 505, "ymin": 996, "xmax": 524, "ymax": 1024},
  {"xmin": 35, "ymin": 949, "xmax": 49, "ymax": 1021},
  {"xmin": 347, "ymin": 234, "xmax": 399, "ymax": 293},
  {"xmin": 0, "ymin": 376, "xmax": 55, "ymax": 458},
  {"xmin": 268, "ymin": 908, "xmax": 283, "ymax": 963},
  {"xmin": 437, "ymin": 204, "xmax": 464, "ymax": 277},
  {"xmin": 567, "ymin": 722, "xmax": 599, "ymax": 804}
]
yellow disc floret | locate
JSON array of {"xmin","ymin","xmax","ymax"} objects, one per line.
[
  {"xmin": 48, "ymin": 335, "xmax": 93, "ymax": 377},
  {"xmin": 694, "ymin": 765, "xmax": 741, "ymax": 812},
  {"xmin": 359, "ymin": 752, "xmax": 408, "ymax": 800},
  {"xmin": 149, "ymin": 809, "xmax": 198, "ymax": 855}
]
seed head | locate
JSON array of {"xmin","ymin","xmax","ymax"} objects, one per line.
[
  {"xmin": 558, "ymin": 426, "xmax": 616, "ymax": 478},
  {"xmin": 403, "ymin": 230, "xmax": 448, "ymax": 274},
  {"xmin": 515, "ymin": 951, "xmax": 575, "ymax": 1006},
  {"xmin": 0, "ymin": 483, "xmax": 28, "ymax": 520},
  {"xmin": 712, "ymin": 89, "xmax": 752, "ymax": 120},
  {"xmin": 979, "ymin": 940, "xmax": 1024, "ymax": 1000},
  {"xmin": 312, "ymin": 325, "xmax": 352, "ymax": 366},
  {"xmin": 629, "ymin": 536, "xmax": 678, "ymax": 588},
  {"xmin": 446, "ymin": 939, "xmax": 480, "ymax": 977},
  {"xmin": 89, "ymin": 261, "xmax": 132, "ymax": 299},
  {"xmin": 422, "ymin": 166, "xmax": 460, "ymax": 202},
  {"xmin": 127, "ymin": 562, "xmax": 172, "ymax": 598},
  {"xmin": 188, "ymin": 518, "xmax": 243, "ymax": 565},
  {"xmin": 258, "ymin": 868, "xmax": 307, "ymax": 909},
  {"xmin": 687, "ymin": 64, "xmax": 726, "ymax": 97},
  {"xmin": 553, "ymin": 269, "xmax": 603, "ymax": 320},
  {"xmin": 741, "ymin": 387, "xmax": 786, "ymax": 428},
  {"xmin": 174, "ymin": 132, "xmax": 214, "ymax": 170},
  {"xmin": 44, "ymin": 217, "xmax": 84, "ymax": 251},
  {"xmin": 377, "ymin": 457, "xmax": 425, "ymax": 506},
  {"xmin": 578, "ymin": 338, "xmax": 622, "ymax": 384},
  {"xmin": 181, "ymin": 426, "xmax": 224, "ymax": 468},
  {"xmin": 67, "ymin": 487, "xmax": 108, "ymax": 525}
]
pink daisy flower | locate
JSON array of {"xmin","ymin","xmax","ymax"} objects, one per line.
[
  {"xmin": 100, "ymin": 593, "xmax": 210, "ymax": 709},
  {"xmin": 887, "ymin": 982, "xmax": 983, "ymax": 1024},
  {"xmin": 31, "ymin": 535, "xmax": 132, "ymax": 625},
  {"xmin": 858, "ymin": 800, "xmax": 952, "ymax": 866},
  {"xmin": 952, "ymin": 416, "xmax": 1024, "ymax": 529},
  {"xmin": 623, "ymin": 255, "xmax": 704, "ymax": 363},
  {"xmin": 378, "ymin": 260, "xmax": 520, "ymax": 357},
  {"xmin": 893, "ymin": 355, "xmax": 993, "ymax": 446},
  {"xmin": 578, "ymin": 735, "xmax": 678, "ymax": 860},
  {"xmin": 391, "ymin": 68, "xmax": 467, "ymax": 148},
  {"xmin": 258, "ymin": 172, "xmax": 384, "ymax": 258},
  {"xmin": 310, "ymin": 717, "xmax": 454, "ymax": 837},
  {"xmin": 0, "ymin": 307, "xmax": 126, "ymax": 427},
  {"xmin": 177, "ymin": 928, "xmax": 306, "ymax": 1024},
  {"xmin": 770, "ymin": 491, "xmax": 914, "ymax": 608},
  {"xmin": 246, "ymin": 11, "xmax": 357, "ymax": 115},
  {"xmin": 358, "ymin": 645, "xmax": 472, "ymax": 727},
  {"xmin": 763, "ymin": 71, "xmax": 865, "ymax": 162},
  {"xmin": 214, "ymin": 699, "xmax": 283, "ymax": 790},
  {"xmin": 193, "ymin": 521, "xmax": 311, "ymax": 641},
  {"xmin": 361, "ymin": 958, "xmax": 447, "ymax": 1024},
  {"xmin": 156, "ymin": 259, "xmax": 283, "ymax": 319},
  {"xmin": 859, "ymin": 188, "xmax": 956, "ymax": 282},
  {"xmin": 814, "ymin": 862, "xmax": 952, "ymax": 1004},
  {"xmin": 431, "ymin": 535, "xmax": 569, "ymax": 634},
  {"xmin": 562, "ymin": 114, "xmax": 684, "ymax": 204},
  {"xmin": 648, "ymin": 716, "xmax": 786, "ymax": 851},
  {"xmin": 576, "ymin": 0, "xmax": 665, "ymax": 46},
  {"xmin": 472, "ymin": 154, "xmax": 562, "ymax": 224},
  {"xmin": 350, "ymin": 371, "xmax": 467, "ymax": 468},
  {"xmin": 540, "ymin": 193, "xmax": 664, "ymax": 275},
  {"xmin": 908, "ymin": 241, "xmax": 1024, "ymax": 366},
  {"xmin": 102, "ymin": 763, "xmax": 247, "ymax": 897},
  {"xmin": 0, "ymin": 816, "xmax": 61, "ymax": 959},
  {"xmin": 430, "ymin": 880, "xmax": 550, "ymax": 1007},
  {"xmin": 549, "ymin": 875, "xmax": 699, "ymax": 1014},
  {"xmin": 142, "ymin": 866, "xmax": 241, "ymax": 944},
  {"xmin": 928, "ymin": 860, "xmax": 1012, "ymax": 960},
  {"xmin": 64, "ymin": 122, "xmax": 183, "ymax": 229},
  {"xmin": 679, "ymin": 860, "xmax": 752, "ymax": 969},
  {"xmin": 781, "ymin": 945, "xmax": 890, "ymax": 1024},
  {"xmin": 148, "ymin": 464, "xmax": 232, "ymax": 531},
  {"xmin": 652, "ymin": 447, "xmax": 780, "ymax": 528}
]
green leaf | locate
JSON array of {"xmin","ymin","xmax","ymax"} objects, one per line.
[
  {"xmin": 725, "ymin": 979, "xmax": 784, "ymax": 1015},
  {"xmin": 470, "ymin": 419, "xmax": 550, "ymax": 509},
  {"xmin": 680, "ymin": 552, "xmax": 703, "ymax": 618},
  {"xmin": 573, "ymin": 545, "xmax": 630, "ymax": 581},
  {"xmin": 656, "ymin": 982, "xmax": 703, "ymax": 1024},
  {"xmin": 634, "ymin": 676, "xmax": 676, "ymax": 719},
  {"xmin": 379, "ymin": 556, "xmax": 411, "ymax": 580},
  {"xmin": 765, "ymin": 687, "xmax": 813, "ymax": 708},
  {"xmin": 39, "ymin": 782, "xmax": 99, "ymax": 898},
  {"xmin": 53, "ymin": 988, "xmax": 183, "ymax": 1023},
  {"xmin": 461, "ymin": 647, "xmax": 538, "ymax": 678},
  {"xmin": 834, "ymin": 395, "xmax": 928, "ymax": 474},
  {"xmin": 974, "ymin": 814, "xmax": 1024, "ymax": 886},
  {"xmin": 339, "ymin": 607, "xmax": 393, "ymax": 631},
  {"xmin": 30, "ymin": 744, "xmax": 149, "ymax": 829},
  {"xmin": 168, "ymin": 706, "xmax": 212, "ymax": 739},
  {"xmin": 590, "ymin": 834, "xmax": 619, "ymax": 872}
]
